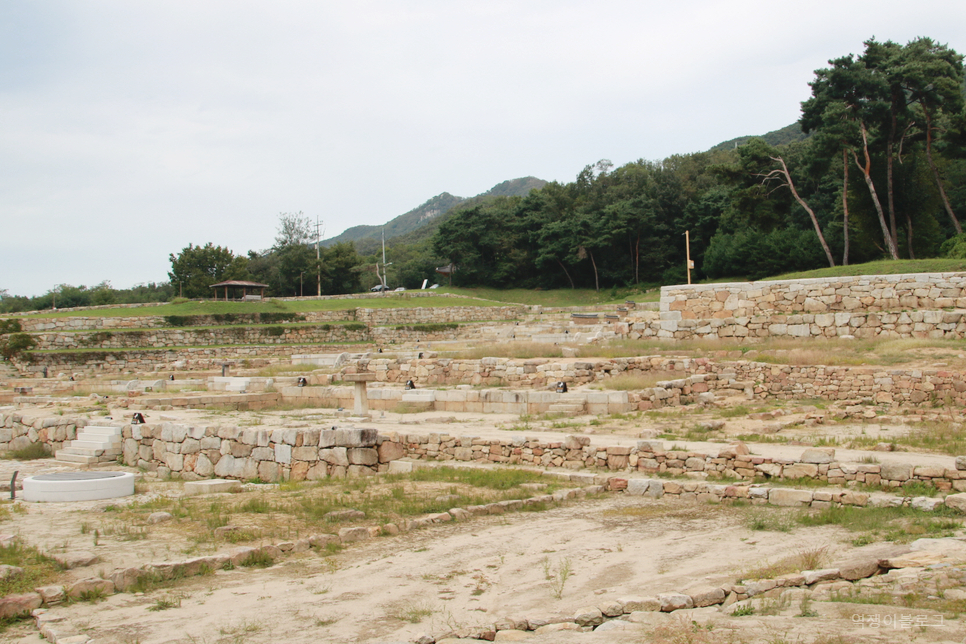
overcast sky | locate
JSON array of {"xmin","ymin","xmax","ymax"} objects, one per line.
[{"xmin": 3, "ymin": 1, "xmax": 966, "ymax": 296}]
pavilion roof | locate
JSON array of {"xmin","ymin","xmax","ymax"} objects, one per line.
[{"xmin": 208, "ymin": 280, "xmax": 269, "ymax": 288}]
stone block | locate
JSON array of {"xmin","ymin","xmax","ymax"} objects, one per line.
[
  {"xmin": 348, "ymin": 447, "xmax": 378, "ymax": 466},
  {"xmin": 800, "ymin": 448, "xmax": 834, "ymax": 464},
  {"xmin": 768, "ymin": 488, "xmax": 813, "ymax": 507},
  {"xmin": 658, "ymin": 593, "xmax": 693, "ymax": 612},
  {"xmin": 879, "ymin": 462, "xmax": 913, "ymax": 482},
  {"xmin": 945, "ymin": 493, "xmax": 966, "ymax": 513},
  {"xmin": 183, "ymin": 479, "xmax": 242, "ymax": 496},
  {"xmin": 338, "ymin": 527, "xmax": 370, "ymax": 543},
  {"xmin": 688, "ymin": 586, "xmax": 725, "ymax": 607},
  {"xmin": 802, "ymin": 569, "xmax": 840, "ymax": 585},
  {"xmin": 783, "ymin": 463, "xmax": 818, "ymax": 479}
]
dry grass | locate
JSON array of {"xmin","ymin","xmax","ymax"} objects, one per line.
[
  {"xmin": 594, "ymin": 371, "xmax": 680, "ymax": 390},
  {"xmin": 740, "ymin": 545, "xmax": 831, "ymax": 581},
  {"xmin": 449, "ymin": 342, "xmax": 565, "ymax": 360},
  {"xmin": 256, "ymin": 363, "xmax": 325, "ymax": 377},
  {"xmin": 585, "ymin": 336, "xmax": 966, "ymax": 369},
  {"xmin": 649, "ymin": 615, "xmax": 741, "ymax": 644}
]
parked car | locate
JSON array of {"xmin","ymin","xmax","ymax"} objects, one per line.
[
  {"xmin": 370, "ymin": 284, "xmax": 389, "ymax": 292},
  {"xmin": 394, "ymin": 287, "xmax": 406, "ymax": 292}
]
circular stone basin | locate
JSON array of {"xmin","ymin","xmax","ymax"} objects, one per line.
[{"xmin": 22, "ymin": 471, "xmax": 135, "ymax": 502}]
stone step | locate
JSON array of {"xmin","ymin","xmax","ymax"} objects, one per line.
[
  {"xmin": 547, "ymin": 403, "xmax": 584, "ymax": 414},
  {"xmin": 54, "ymin": 452, "xmax": 98, "ymax": 465},
  {"xmin": 60, "ymin": 446, "xmax": 105, "ymax": 457},
  {"xmin": 74, "ymin": 432, "xmax": 121, "ymax": 444},
  {"xmin": 80, "ymin": 426, "xmax": 123, "ymax": 436},
  {"xmin": 68, "ymin": 440, "xmax": 116, "ymax": 451}
]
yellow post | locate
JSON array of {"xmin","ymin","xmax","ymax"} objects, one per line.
[{"xmin": 685, "ymin": 230, "xmax": 692, "ymax": 285}]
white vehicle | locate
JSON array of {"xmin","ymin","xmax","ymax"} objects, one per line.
[{"xmin": 394, "ymin": 287, "xmax": 406, "ymax": 292}]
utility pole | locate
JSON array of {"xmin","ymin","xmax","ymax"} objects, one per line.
[
  {"xmin": 314, "ymin": 216, "xmax": 324, "ymax": 297},
  {"xmin": 685, "ymin": 230, "xmax": 694, "ymax": 285},
  {"xmin": 378, "ymin": 228, "xmax": 391, "ymax": 293}
]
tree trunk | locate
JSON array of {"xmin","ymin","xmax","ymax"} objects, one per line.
[
  {"xmin": 924, "ymin": 108, "xmax": 962, "ymax": 234},
  {"xmin": 771, "ymin": 156, "xmax": 835, "ymax": 267},
  {"xmin": 886, "ymin": 108, "xmax": 898, "ymax": 252},
  {"xmin": 589, "ymin": 250, "xmax": 599, "ymax": 292},
  {"xmin": 854, "ymin": 122, "xmax": 899, "ymax": 259},
  {"xmin": 842, "ymin": 148, "xmax": 850, "ymax": 266},
  {"xmin": 906, "ymin": 216, "xmax": 915, "ymax": 259},
  {"xmin": 557, "ymin": 260, "xmax": 575, "ymax": 289},
  {"xmin": 633, "ymin": 235, "xmax": 640, "ymax": 284}
]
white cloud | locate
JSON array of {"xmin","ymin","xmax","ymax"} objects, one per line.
[{"xmin": 2, "ymin": 0, "xmax": 965, "ymax": 294}]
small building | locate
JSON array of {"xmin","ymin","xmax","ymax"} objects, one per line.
[{"xmin": 209, "ymin": 280, "xmax": 269, "ymax": 301}]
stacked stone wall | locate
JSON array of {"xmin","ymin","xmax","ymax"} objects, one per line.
[
  {"xmin": 3, "ymin": 412, "xmax": 965, "ymax": 493},
  {"xmin": 653, "ymin": 273, "xmax": 966, "ymax": 341}
]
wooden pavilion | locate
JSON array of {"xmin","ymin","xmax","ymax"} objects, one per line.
[{"xmin": 209, "ymin": 280, "xmax": 269, "ymax": 301}]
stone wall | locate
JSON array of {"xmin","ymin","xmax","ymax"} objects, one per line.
[
  {"xmin": 3, "ymin": 412, "xmax": 964, "ymax": 493},
  {"xmin": 31, "ymin": 325, "xmax": 368, "ymax": 350},
  {"xmin": 653, "ymin": 272, "xmax": 966, "ymax": 341}
]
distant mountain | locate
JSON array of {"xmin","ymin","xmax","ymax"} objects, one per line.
[
  {"xmin": 708, "ymin": 122, "xmax": 809, "ymax": 152},
  {"xmin": 322, "ymin": 176, "xmax": 546, "ymax": 251}
]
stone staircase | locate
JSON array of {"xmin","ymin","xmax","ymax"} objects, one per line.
[
  {"xmin": 547, "ymin": 394, "xmax": 586, "ymax": 417},
  {"xmin": 55, "ymin": 426, "xmax": 122, "ymax": 465}
]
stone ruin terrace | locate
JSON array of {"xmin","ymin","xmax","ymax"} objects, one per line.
[{"xmin": 4, "ymin": 275, "xmax": 966, "ymax": 643}]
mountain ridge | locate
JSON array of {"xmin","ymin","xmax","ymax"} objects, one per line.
[{"xmin": 321, "ymin": 176, "xmax": 547, "ymax": 250}]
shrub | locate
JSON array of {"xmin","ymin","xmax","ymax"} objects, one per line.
[
  {"xmin": 0, "ymin": 319, "xmax": 23, "ymax": 334},
  {"xmin": 2, "ymin": 442, "xmax": 50, "ymax": 461},
  {"xmin": 163, "ymin": 315, "xmax": 192, "ymax": 327},
  {"xmin": 0, "ymin": 333, "xmax": 36, "ymax": 360}
]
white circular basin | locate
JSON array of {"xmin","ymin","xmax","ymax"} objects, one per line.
[{"xmin": 22, "ymin": 471, "xmax": 135, "ymax": 502}]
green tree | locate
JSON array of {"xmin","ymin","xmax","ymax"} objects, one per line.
[{"xmin": 168, "ymin": 243, "xmax": 249, "ymax": 298}]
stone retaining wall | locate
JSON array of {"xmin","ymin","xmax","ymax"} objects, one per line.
[
  {"xmin": 31, "ymin": 325, "xmax": 369, "ymax": 350},
  {"xmin": 663, "ymin": 273, "xmax": 966, "ymax": 317},
  {"xmin": 653, "ymin": 272, "xmax": 966, "ymax": 341},
  {"xmin": 323, "ymin": 355, "xmax": 966, "ymax": 409},
  {"xmin": 3, "ymin": 412, "xmax": 965, "ymax": 492}
]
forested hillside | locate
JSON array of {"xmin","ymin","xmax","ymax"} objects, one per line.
[{"xmin": 426, "ymin": 37, "xmax": 966, "ymax": 289}]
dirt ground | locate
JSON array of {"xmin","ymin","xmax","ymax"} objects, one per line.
[
  {"xmin": 3, "ymin": 393, "xmax": 966, "ymax": 644},
  {"xmin": 4, "ymin": 475, "xmax": 965, "ymax": 644}
]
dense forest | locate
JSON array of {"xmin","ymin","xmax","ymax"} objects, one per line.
[
  {"xmin": 3, "ymin": 37, "xmax": 965, "ymax": 312},
  {"xmin": 429, "ymin": 37, "xmax": 966, "ymax": 289}
]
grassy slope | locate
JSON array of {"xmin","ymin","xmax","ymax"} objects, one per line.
[
  {"xmin": 9, "ymin": 295, "xmax": 505, "ymax": 319},
  {"xmin": 768, "ymin": 259, "xmax": 966, "ymax": 281},
  {"xmin": 436, "ymin": 286, "xmax": 660, "ymax": 306}
]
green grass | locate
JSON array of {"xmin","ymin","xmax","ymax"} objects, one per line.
[
  {"xmin": 0, "ymin": 540, "xmax": 64, "ymax": 596},
  {"xmin": 7, "ymin": 295, "xmax": 504, "ymax": 319},
  {"xmin": 797, "ymin": 504, "xmax": 962, "ymax": 543},
  {"xmin": 769, "ymin": 258, "xmax": 966, "ymax": 281},
  {"xmin": 436, "ymin": 286, "xmax": 659, "ymax": 306}
]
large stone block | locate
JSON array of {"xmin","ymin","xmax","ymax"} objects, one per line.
[
  {"xmin": 768, "ymin": 488, "xmax": 813, "ymax": 507},
  {"xmin": 184, "ymin": 479, "xmax": 241, "ymax": 495},
  {"xmin": 879, "ymin": 462, "xmax": 913, "ymax": 482},
  {"xmin": 348, "ymin": 447, "xmax": 378, "ymax": 466},
  {"xmin": 783, "ymin": 463, "xmax": 818, "ymax": 479},
  {"xmin": 800, "ymin": 448, "xmax": 834, "ymax": 464},
  {"xmin": 320, "ymin": 428, "xmax": 379, "ymax": 448},
  {"xmin": 378, "ymin": 441, "xmax": 406, "ymax": 462},
  {"xmin": 658, "ymin": 593, "xmax": 693, "ymax": 612}
]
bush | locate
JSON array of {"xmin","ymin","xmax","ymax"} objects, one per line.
[
  {"xmin": 0, "ymin": 333, "xmax": 36, "ymax": 360},
  {"xmin": 941, "ymin": 233, "xmax": 966, "ymax": 258},
  {"xmin": 163, "ymin": 315, "xmax": 192, "ymax": 327},
  {"xmin": 2, "ymin": 442, "xmax": 50, "ymax": 461},
  {"xmin": 0, "ymin": 319, "xmax": 23, "ymax": 334}
]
